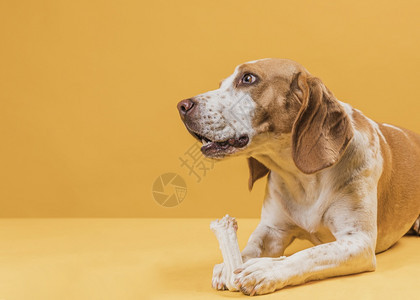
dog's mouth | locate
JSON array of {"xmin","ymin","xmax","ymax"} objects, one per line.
[{"xmin": 190, "ymin": 131, "xmax": 249, "ymax": 158}]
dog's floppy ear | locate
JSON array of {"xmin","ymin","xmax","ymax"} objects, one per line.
[
  {"xmin": 291, "ymin": 74, "xmax": 354, "ymax": 174},
  {"xmin": 247, "ymin": 157, "xmax": 269, "ymax": 191}
]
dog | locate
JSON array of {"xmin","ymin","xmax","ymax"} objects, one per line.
[{"xmin": 177, "ymin": 58, "xmax": 420, "ymax": 295}]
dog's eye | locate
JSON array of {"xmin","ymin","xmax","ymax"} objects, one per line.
[{"xmin": 241, "ymin": 73, "xmax": 257, "ymax": 85}]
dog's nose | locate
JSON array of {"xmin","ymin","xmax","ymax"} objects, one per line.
[{"xmin": 177, "ymin": 98, "xmax": 195, "ymax": 117}]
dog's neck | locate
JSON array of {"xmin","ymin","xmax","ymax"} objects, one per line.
[
  {"xmin": 251, "ymin": 133, "xmax": 300, "ymax": 175},
  {"xmin": 251, "ymin": 133, "xmax": 317, "ymax": 201}
]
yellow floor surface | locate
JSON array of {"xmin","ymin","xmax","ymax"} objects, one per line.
[{"xmin": 0, "ymin": 218, "xmax": 418, "ymax": 300}]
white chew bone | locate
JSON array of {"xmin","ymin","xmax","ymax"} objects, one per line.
[{"xmin": 210, "ymin": 214, "xmax": 243, "ymax": 291}]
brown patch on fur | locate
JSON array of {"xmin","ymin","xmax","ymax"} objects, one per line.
[
  {"xmin": 376, "ymin": 124, "xmax": 420, "ymax": 252},
  {"xmin": 234, "ymin": 60, "xmax": 309, "ymax": 137},
  {"xmin": 291, "ymin": 75, "xmax": 354, "ymax": 174}
]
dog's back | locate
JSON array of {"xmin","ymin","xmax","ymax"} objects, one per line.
[{"xmin": 376, "ymin": 123, "xmax": 420, "ymax": 252}]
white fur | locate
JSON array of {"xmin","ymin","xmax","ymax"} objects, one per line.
[{"xmin": 194, "ymin": 68, "xmax": 256, "ymax": 143}]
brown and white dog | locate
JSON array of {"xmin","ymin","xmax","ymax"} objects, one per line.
[{"xmin": 177, "ymin": 58, "xmax": 420, "ymax": 296}]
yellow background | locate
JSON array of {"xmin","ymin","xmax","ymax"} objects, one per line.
[
  {"xmin": 1, "ymin": 0, "xmax": 420, "ymax": 217},
  {"xmin": 0, "ymin": 218, "xmax": 418, "ymax": 299}
]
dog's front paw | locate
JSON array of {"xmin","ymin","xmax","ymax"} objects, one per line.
[{"xmin": 233, "ymin": 257, "xmax": 286, "ymax": 296}]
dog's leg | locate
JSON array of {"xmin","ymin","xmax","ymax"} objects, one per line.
[
  {"xmin": 241, "ymin": 222, "xmax": 295, "ymax": 261},
  {"xmin": 242, "ymin": 180, "xmax": 297, "ymax": 262},
  {"xmin": 406, "ymin": 215, "xmax": 420, "ymax": 236},
  {"xmin": 234, "ymin": 234, "xmax": 376, "ymax": 295},
  {"xmin": 413, "ymin": 215, "xmax": 420, "ymax": 235},
  {"xmin": 234, "ymin": 195, "xmax": 378, "ymax": 296}
]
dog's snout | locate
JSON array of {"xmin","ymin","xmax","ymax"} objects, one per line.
[{"xmin": 177, "ymin": 98, "xmax": 195, "ymax": 118}]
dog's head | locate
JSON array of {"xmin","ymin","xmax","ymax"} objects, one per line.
[{"xmin": 177, "ymin": 58, "xmax": 353, "ymax": 186}]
